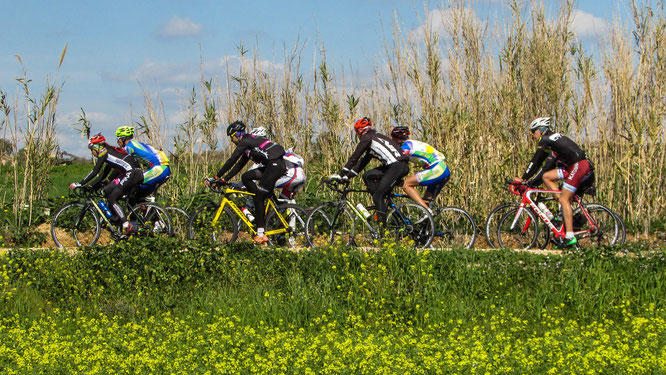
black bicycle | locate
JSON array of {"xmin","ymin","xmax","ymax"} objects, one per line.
[{"xmin": 51, "ymin": 187, "xmax": 173, "ymax": 247}]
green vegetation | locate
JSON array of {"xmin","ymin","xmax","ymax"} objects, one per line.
[{"xmin": 0, "ymin": 240, "xmax": 664, "ymax": 372}]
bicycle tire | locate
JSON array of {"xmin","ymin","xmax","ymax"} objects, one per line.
[
  {"xmin": 306, "ymin": 202, "xmax": 360, "ymax": 247},
  {"xmin": 128, "ymin": 203, "xmax": 173, "ymax": 239},
  {"xmin": 164, "ymin": 206, "xmax": 190, "ymax": 240},
  {"xmin": 576, "ymin": 203, "xmax": 622, "ymax": 247},
  {"xmin": 188, "ymin": 203, "xmax": 238, "ymax": 244},
  {"xmin": 265, "ymin": 203, "xmax": 309, "ymax": 248},
  {"xmin": 387, "ymin": 202, "xmax": 435, "ymax": 248},
  {"xmin": 497, "ymin": 207, "xmax": 539, "ymax": 250},
  {"xmin": 51, "ymin": 202, "xmax": 101, "ymax": 248},
  {"xmin": 431, "ymin": 206, "xmax": 477, "ymax": 249},
  {"xmin": 485, "ymin": 203, "xmax": 518, "ymax": 249}
]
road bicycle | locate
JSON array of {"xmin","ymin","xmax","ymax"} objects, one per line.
[
  {"xmin": 305, "ymin": 177, "xmax": 435, "ymax": 248},
  {"xmin": 188, "ymin": 179, "xmax": 309, "ymax": 248},
  {"xmin": 496, "ymin": 181, "xmax": 625, "ymax": 250},
  {"xmin": 51, "ymin": 187, "xmax": 173, "ymax": 248}
]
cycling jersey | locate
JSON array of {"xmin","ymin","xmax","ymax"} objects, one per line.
[
  {"xmin": 79, "ymin": 146, "xmax": 141, "ymax": 187},
  {"xmin": 124, "ymin": 140, "xmax": 169, "ymax": 168},
  {"xmin": 341, "ymin": 129, "xmax": 408, "ymax": 177},
  {"xmin": 401, "ymin": 139, "xmax": 446, "ymax": 169},
  {"xmin": 522, "ymin": 130, "xmax": 587, "ymax": 180},
  {"xmin": 216, "ymin": 134, "xmax": 285, "ymax": 181}
]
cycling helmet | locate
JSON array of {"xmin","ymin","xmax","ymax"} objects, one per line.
[
  {"xmin": 227, "ymin": 120, "xmax": 246, "ymax": 137},
  {"xmin": 354, "ymin": 117, "xmax": 372, "ymax": 134},
  {"xmin": 529, "ymin": 117, "xmax": 552, "ymax": 133},
  {"xmin": 115, "ymin": 126, "xmax": 135, "ymax": 139},
  {"xmin": 390, "ymin": 126, "xmax": 410, "ymax": 140},
  {"xmin": 88, "ymin": 133, "xmax": 106, "ymax": 150},
  {"xmin": 249, "ymin": 126, "xmax": 267, "ymax": 137}
]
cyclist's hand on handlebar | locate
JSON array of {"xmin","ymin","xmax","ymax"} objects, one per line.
[
  {"xmin": 329, "ymin": 173, "xmax": 349, "ymax": 182},
  {"xmin": 511, "ymin": 177, "xmax": 525, "ymax": 185}
]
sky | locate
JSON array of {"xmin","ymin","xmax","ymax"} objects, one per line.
[{"xmin": 0, "ymin": 0, "xmax": 645, "ymax": 156}]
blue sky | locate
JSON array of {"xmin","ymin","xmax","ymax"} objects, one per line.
[{"xmin": 0, "ymin": 0, "xmax": 641, "ymax": 156}]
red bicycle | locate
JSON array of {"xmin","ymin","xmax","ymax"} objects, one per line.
[{"xmin": 496, "ymin": 181, "xmax": 624, "ymax": 250}]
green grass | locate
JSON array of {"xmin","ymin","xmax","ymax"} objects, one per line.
[{"xmin": 0, "ymin": 163, "xmax": 91, "ymax": 204}]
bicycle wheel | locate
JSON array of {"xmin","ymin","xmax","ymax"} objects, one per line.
[
  {"xmin": 51, "ymin": 203, "xmax": 101, "ymax": 248},
  {"xmin": 385, "ymin": 202, "xmax": 435, "ymax": 248},
  {"xmin": 188, "ymin": 203, "xmax": 238, "ymax": 244},
  {"xmin": 265, "ymin": 203, "xmax": 309, "ymax": 248},
  {"xmin": 164, "ymin": 206, "xmax": 190, "ymax": 240},
  {"xmin": 497, "ymin": 207, "xmax": 538, "ymax": 250},
  {"xmin": 575, "ymin": 203, "xmax": 622, "ymax": 247},
  {"xmin": 431, "ymin": 206, "xmax": 477, "ymax": 249},
  {"xmin": 128, "ymin": 203, "xmax": 173, "ymax": 239},
  {"xmin": 306, "ymin": 202, "xmax": 357, "ymax": 247},
  {"xmin": 606, "ymin": 207, "xmax": 627, "ymax": 245},
  {"xmin": 484, "ymin": 203, "xmax": 517, "ymax": 249}
]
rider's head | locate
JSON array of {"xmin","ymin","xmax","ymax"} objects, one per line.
[
  {"xmin": 390, "ymin": 126, "xmax": 410, "ymax": 144},
  {"xmin": 227, "ymin": 120, "xmax": 246, "ymax": 144},
  {"xmin": 248, "ymin": 126, "xmax": 267, "ymax": 138},
  {"xmin": 115, "ymin": 126, "xmax": 135, "ymax": 147},
  {"xmin": 353, "ymin": 117, "xmax": 372, "ymax": 136},
  {"xmin": 529, "ymin": 117, "xmax": 552, "ymax": 140},
  {"xmin": 88, "ymin": 133, "xmax": 107, "ymax": 157}
]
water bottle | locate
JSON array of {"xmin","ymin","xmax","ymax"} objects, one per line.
[
  {"xmin": 98, "ymin": 201, "xmax": 113, "ymax": 218},
  {"xmin": 537, "ymin": 202, "xmax": 554, "ymax": 221},
  {"xmin": 356, "ymin": 203, "xmax": 371, "ymax": 219},
  {"xmin": 241, "ymin": 206, "xmax": 255, "ymax": 222}
]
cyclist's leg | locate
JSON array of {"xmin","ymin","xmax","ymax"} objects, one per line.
[
  {"xmin": 372, "ymin": 161, "xmax": 409, "ymax": 221},
  {"xmin": 362, "ymin": 166, "xmax": 388, "ymax": 195},
  {"xmin": 560, "ymin": 160, "xmax": 593, "ymax": 243},
  {"xmin": 402, "ymin": 175, "xmax": 428, "ymax": 208},
  {"xmin": 255, "ymin": 159, "xmax": 286, "ymax": 234},
  {"xmin": 276, "ymin": 166, "xmax": 305, "ymax": 202},
  {"xmin": 415, "ymin": 164, "xmax": 449, "ymax": 207},
  {"xmin": 542, "ymin": 168, "xmax": 561, "ymax": 191},
  {"xmin": 108, "ymin": 170, "xmax": 143, "ymax": 226},
  {"xmin": 423, "ymin": 168, "xmax": 450, "ymax": 202}
]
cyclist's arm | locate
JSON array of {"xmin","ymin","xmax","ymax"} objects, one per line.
[
  {"xmin": 87, "ymin": 165, "xmax": 113, "ymax": 188},
  {"xmin": 79, "ymin": 153, "xmax": 107, "ymax": 185},
  {"xmin": 351, "ymin": 153, "xmax": 373, "ymax": 175},
  {"xmin": 341, "ymin": 136, "xmax": 370, "ymax": 177},
  {"xmin": 222, "ymin": 154, "xmax": 250, "ymax": 181},
  {"xmin": 528, "ymin": 154, "xmax": 556, "ymax": 186},
  {"xmin": 521, "ymin": 145, "xmax": 549, "ymax": 181},
  {"xmin": 215, "ymin": 144, "xmax": 248, "ymax": 179}
]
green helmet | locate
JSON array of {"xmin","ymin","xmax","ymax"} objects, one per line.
[{"xmin": 115, "ymin": 126, "xmax": 135, "ymax": 138}]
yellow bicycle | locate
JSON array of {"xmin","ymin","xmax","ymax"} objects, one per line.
[{"xmin": 187, "ymin": 179, "xmax": 309, "ymax": 247}]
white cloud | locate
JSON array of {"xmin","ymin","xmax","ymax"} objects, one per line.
[
  {"xmin": 156, "ymin": 17, "xmax": 204, "ymax": 38},
  {"xmin": 408, "ymin": 8, "xmax": 483, "ymax": 43},
  {"xmin": 570, "ymin": 10, "xmax": 608, "ymax": 37}
]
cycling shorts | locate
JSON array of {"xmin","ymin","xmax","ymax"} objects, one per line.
[
  {"xmin": 557, "ymin": 159, "xmax": 592, "ymax": 192},
  {"xmin": 416, "ymin": 163, "xmax": 450, "ymax": 197},
  {"xmin": 140, "ymin": 165, "xmax": 171, "ymax": 193}
]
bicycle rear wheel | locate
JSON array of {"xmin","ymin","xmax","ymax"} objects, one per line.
[
  {"xmin": 386, "ymin": 202, "xmax": 434, "ymax": 248},
  {"xmin": 497, "ymin": 207, "xmax": 538, "ymax": 250},
  {"xmin": 265, "ymin": 203, "xmax": 309, "ymax": 248},
  {"xmin": 128, "ymin": 203, "xmax": 173, "ymax": 239},
  {"xmin": 431, "ymin": 206, "xmax": 477, "ymax": 249},
  {"xmin": 484, "ymin": 203, "xmax": 517, "ymax": 249},
  {"xmin": 51, "ymin": 203, "xmax": 101, "ymax": 248},
  {"xmin": 575, "ymin": 203, "xmax": 622, "ymax": 247},
  {"xmin": 164, "ymin": 206, "xmax": 190, "ymax": 240},
  {"xmin": 188, "ymin": 203, "xmax": 238, "ymax": 244}
]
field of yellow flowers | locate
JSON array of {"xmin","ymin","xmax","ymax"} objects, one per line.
[{"xmin": 0, "ymin": 238, "xmax": 664, "ymax": 373}]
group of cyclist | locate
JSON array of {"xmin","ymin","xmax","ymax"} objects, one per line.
[{"xmin": 71, "ymin": 115, "xmax": 593, "ymax": 248}]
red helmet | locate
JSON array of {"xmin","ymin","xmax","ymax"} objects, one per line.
[
  {"xmin": 88, "ymin": 133, "xmax": 106, "ymax": 149},
  {"xmin": 354, "ymin": 117, "xmax": 372, "ymax": 134}
]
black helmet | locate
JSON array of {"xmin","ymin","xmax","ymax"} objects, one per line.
[
  {"xmin": 227, "ymin": 120, "xmax": 246, "ymax": 137},
  {"xmin": 391, "ymin": 126, "xmax": 410, "ymax": 140}
]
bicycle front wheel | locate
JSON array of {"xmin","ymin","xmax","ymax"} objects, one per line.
[
  {"xmin": 306, "ymin": 202, "xmax": 356, "ymax": 247},
  {"xmin": 387, "ymin": 202, "xmax": 435, "ymax": 248},
  {"xmin": 188, "ymin": 203, "xmax": 238, "ymax": 244},
  {"xmin": 497, "ymin": 207, "xmax": 538, "ymax": 250},
  {"xmin": 128, "ymin": 203, "xmax": 173, "ymax": 239},
  {"xmin": 432, "ymin": 206, "xmax": 477, "ymax": 249},
  {"xmin": 576, "ymin": 203, "xmax": 622, "ymax": 247},
  {"xmin": 51, "ymin": 203, "xmax": 101, "ymax": 248},
  {"xmin": 265, "ymin": 203, "xmax": 309, "ymax": 248}
]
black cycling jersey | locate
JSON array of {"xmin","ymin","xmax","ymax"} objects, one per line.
[
  {"xmin": 522, "ymin": 130, "xmax": 587, "ymax": 180},
  {"xmin": 341, "ymin": 129, "xmax": 408, "ymax": 177},
  {"xmin": 80, "ymin": 145, "xmax": 141, "ymax": 187},
  {"xmin": 216, "ymin": 134, "xmax": 285, "ymax": 180}
]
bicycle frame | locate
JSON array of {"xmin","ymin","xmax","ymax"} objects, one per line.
[
  {"xmin": 509, "ymin": 184, "xmax": 598, "ymax": 240},
  {"xmin": 212, "ymin": 187, "xmax": 292, "ymax": 237}
]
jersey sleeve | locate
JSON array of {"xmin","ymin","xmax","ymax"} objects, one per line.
[
  {"xmin": 342, "ymin": 135, "xmax": 370, "ymax": 176},
  {"xmin": 521, "ymin": 140, "xmax": 550, "ymax": 180},
  {"xmin": 79, "ymin": 151, "xmax": 108, "ymax": 185}
]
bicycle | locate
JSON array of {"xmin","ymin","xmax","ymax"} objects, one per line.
[
  {"xmin": 412, "ymin": 195, "xmax": 477, "ymax": 249},
  {"xmin": 496, "ymin": 181, "xmax": 625, "ymax": 250},
  {"xmin": 50, "ymin": 187, "xmax": 173, "ymax": 248},
  {"xmin": 187, "ymin": 179, "xmax": 309, "ymax": 248},
  {"xmin": 305, "ymin": 177, "xmax": 435, "ymax": 248}
]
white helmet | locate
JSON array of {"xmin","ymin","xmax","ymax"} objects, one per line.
[
  {"xmin": 249, "ymin": 126, "xmax": 268, "ymax": 137},
  {"xmin": 529, "ymin": 117, "xmax": 552, "ymax": 132}
]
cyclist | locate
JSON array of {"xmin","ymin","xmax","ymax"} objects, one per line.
[
  {"xmin": 389, "ymin": 126, "xmax": 450, "ymax": 210},
  {"xmin": 208, "ymin": 121, "xmax": 286, "ymax": 244},
  {"xmin": 247, "ymin": 126, "xmax": 306, "ymax": 202},
  {"xmin": 115, "ymin": 126, "xmax": 171, "ymax": 202},
  {"xmin": 514, "ymin": 117, "xmax": 595, "ymax": 248},
  {"xmin": 69, "ymin": 133, "xmax": 143, "ymax": 234},
  {"xmin": 334, "ymin": 117, "xmax": 409, "ymax": 223}
]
